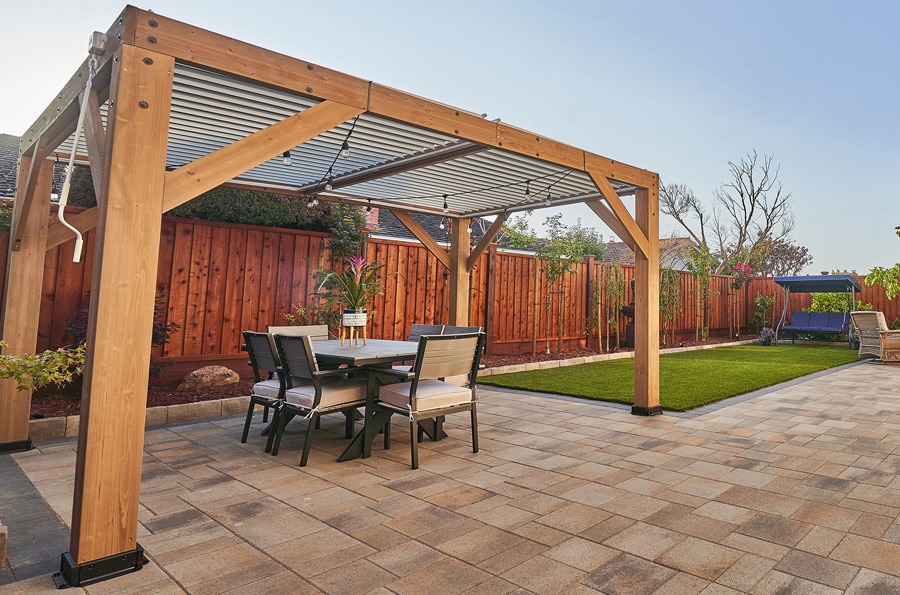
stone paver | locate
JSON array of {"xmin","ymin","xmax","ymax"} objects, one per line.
[{"xmin": 3, "ymin": 361, "xmax": 899, "ymax": 594}]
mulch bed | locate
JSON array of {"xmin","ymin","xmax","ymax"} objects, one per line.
[{"xmin": 30, "ymin": 336, "xmax": 740, "ymax": 419}]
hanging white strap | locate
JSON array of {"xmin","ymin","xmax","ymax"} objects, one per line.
[{"xmin": 58, "ymin": 34, "xmax": 105, "ymax": 263}]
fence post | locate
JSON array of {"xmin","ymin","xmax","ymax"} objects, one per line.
[
  {"xmin": 484, "ymin": 245, "xmax": 498, "ymax": 355},
  {"xmin": 584, "ymin": 254, "xmax": 596, "ymax": 350}
]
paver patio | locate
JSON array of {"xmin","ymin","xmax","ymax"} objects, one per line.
[{"xmin": 3, "ymin": 361, "xmax": 899, "ymax": 594}]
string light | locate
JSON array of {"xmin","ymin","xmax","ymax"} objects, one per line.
[
  {"xmin": 307, "ymin": 195, "xmax": 319, "ymax": 208},
  {"xmin": 439, "ymin": 219, "xmax": 445, "ymax": 230},
  {"xmin": 366, "ymin": 199, "xmax": 372, "ymax": 213},
  {"xmin": 442, "ymin": 194, "xmax": 449, "ymax": 215},
  {"xmin": 545, "ymin": 192, "xmax": 552, "ymax": 206},
  {"xmin": 340, "ymin": 140, "xmax": 350, "ymax": 158},
  {"xmin": 525, "ymin": 180, "xmax": 531, "ymax": 196},
  {"xmin": 282, "ymin": 150, "xmax": 291, "ymax": 166},
  {"xmin": 325, "ymin": 177, "xmax": 334, "ymax": 191}
]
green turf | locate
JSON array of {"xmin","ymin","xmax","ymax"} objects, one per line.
[{"xmin": 479, "ymin": 344, "xmax": 859, "ymax": 411}]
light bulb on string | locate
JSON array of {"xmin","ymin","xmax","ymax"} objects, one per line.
[
  {"xmin": 442, "ymin": 194, "xmax": 449, "ymax": 215},
  {"xmin": 545, "ymin": 192, "xmax": 552, "ymax": 206},
  {"xmin": 366, "ymin": 199, "xmax": 372, "ymax": 213},
  {"xmin": 340, "ymin": 140, "xmax": 350, "ymax": 158},
  {"xmin": 439, "ymin": 219, "xmax": 445, "ymax": 230},
  {"xmin": 282, "ymin": 150, "xmax": 291, "ymax": 166},
  {"xmin": 325, "ymin": 177, "xmax": 334, "ymax": 191},
  {"xmin": 525, "ymin": 180, "xmax": 531, "ymax": 196}
]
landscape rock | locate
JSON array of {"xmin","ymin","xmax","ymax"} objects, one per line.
[{"xmin": 177, "ymin": 366, "xmax": 240, "ymax": 391}]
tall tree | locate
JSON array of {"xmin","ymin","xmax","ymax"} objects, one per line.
[
  {"xmin": 751, "ymin": 238, "xmax": 813, "ymax": 277},
  {"xmin": 660, "ymin": 151, "xmax": 794, "ymax": 274}
]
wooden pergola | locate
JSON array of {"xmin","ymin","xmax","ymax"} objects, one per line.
[{"xmin": 0, "ymin": 5, "xmax": 660, "ymax": 586}]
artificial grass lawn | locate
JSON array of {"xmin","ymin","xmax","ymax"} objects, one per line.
[{"xmin": 479, "ymin": 344, "xmax": 859, "ymax": 411}]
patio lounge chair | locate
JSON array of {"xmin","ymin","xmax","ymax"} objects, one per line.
[
  {"xmin": 241, "ymin": 331, "xmax": 285, "ymax": 450},
  {"xmin": 271, "ymin": 334, "xmax": 368, "ymax": 466},
  {"xmin": 376, "ymin": 333, "xmax": 485, "ymax": 469},
  {"xmin": 850, "ymin": 311, "xmax": 900, "ymax": 361}
]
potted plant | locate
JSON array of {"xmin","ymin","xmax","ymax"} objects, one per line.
[
  {"xmin": 758, "ymin": 327, "xmax": 776, "ymax": 346},
  {"xmin": 316, "ymin": 257, "xmax": 396, "ymax": 330}
]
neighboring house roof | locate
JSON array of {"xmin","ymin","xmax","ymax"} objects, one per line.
[
  {"xmin": 369, "ymin": 208, "xmax": 492, "ymax": 247},
  {"xmin": 0, "ymin": 134, "xmax": 67, "ymax": 199},
  {"xmin": 600, "ymin": 237, "xmax": 696, "ymax": 269},
  {"xmin": 0, "ymin": 134, "xmax": 19, "ymax": 198}
]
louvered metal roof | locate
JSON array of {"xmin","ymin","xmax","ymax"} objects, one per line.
[{"xmin": 56, "ymin": 61, "xmax": 636, "ymax": 218}]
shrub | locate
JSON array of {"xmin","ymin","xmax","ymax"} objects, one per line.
[{"xmin": 0, "ymin": 341, "xmax": 86, "ymax": 391}]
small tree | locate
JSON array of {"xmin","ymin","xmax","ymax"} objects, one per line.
[
  {"xmin": 659, "ymin": 268, "xmax": 680, "ymax": 346},
  {"xmin": 604, "ymin": 263, "xmax": 626, "ymax": 351},
  {"xmin": 865, "ymin": 226, "xmax": 900, "ymax": 299},
  {"xmin": 535, "ymin": 215, "xmax": 605, "ymax": 352}
]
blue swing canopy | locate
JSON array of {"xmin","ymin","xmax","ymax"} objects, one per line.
[{"xmin": 773, "ymin": 275, "xmax": 861, "ymax": 294}]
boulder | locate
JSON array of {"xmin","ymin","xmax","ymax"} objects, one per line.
[{"xmin": 177, "ymin": 366, "xmax": 240, "ymax": 391}]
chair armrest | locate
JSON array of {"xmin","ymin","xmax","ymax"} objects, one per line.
[
  {"xmin": 367, "ymin": 367, "xmax": 414, "ymax": 381},
  {"xmin": 313, "ymin": 367, "xmax": 364, "ymax": 378}
]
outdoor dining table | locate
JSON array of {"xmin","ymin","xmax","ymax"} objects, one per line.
[{"xmin": 312, "ymin": 339, "xmax": 430, "ymax": 461}]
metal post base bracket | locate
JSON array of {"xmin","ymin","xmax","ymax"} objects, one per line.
[
  {"xmin": 53, "ymin": 544, "xmax": 147, "ymax": 588},
  {"xmin": 631, "ymin": 405, "xmax": 663, "ymax": 417},
  {"xmin": 0, "ymin": 438, "xmax": 33, "ymax": 454}
]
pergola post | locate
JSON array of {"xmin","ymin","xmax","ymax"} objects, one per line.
[
  {"xmin": 0, "ymin": 156, "xmax": 53, "ymax": 453},
  {"xmin": 59, "ymin": 45, "xmax": 174, "ymax": 587},
  {"xmin": 632, "ymin": 185, "xmax": 661, "ymax": 415},
  {"xmin": 448, "ymin": 217, "xmax": 471, "ymax": 325}
]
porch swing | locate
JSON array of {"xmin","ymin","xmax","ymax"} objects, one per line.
[{"xmin": 773, "ymin": 275, "xmax": 862, "ymax": 347}]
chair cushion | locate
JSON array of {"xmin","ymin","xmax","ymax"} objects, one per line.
[
  {"xmin": 379, "ymin": 379, "xmax": 472, "ymax": 412},
  {"xmin": 252, "ymin": 378, "xmax": 282, "ymax": 399},
  {"xmin": 284, "ymin": 378, "xmax": 367, "ymax": 410}
]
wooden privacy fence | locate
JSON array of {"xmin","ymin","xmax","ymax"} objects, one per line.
[{"xmin": 3, "ymin": 216, "xmax": 899, "ymax": 367}]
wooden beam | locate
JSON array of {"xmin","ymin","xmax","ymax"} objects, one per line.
[
  {"xmin": 448, "ymin": 217, "xmax": 471, "ymax": 325},
  {"xmin": 9, "ymin": 137, "xmax": 51, "ymax": 249},
  {"xmin": 83, "ymin": 87, "xmax": 109, "ymax": 202},
  {"xmin": 125, "ymin": 7, "xmax": 654, "ymax": 185},
  {"xmin": 295, "ymin": 141, "xmax": 487, "ymax": 193},
  {"xmin": 19, "ymin": 8, "xmax": 125, "ymax": 158},
  {"xmin": 388, "ymin": 209, "xmax": 451, "ymax": 270},
  {"xmin": 467, "ymin": 212, "xmax": 507, "ymax": 271},
  {"xmin": 46, "ymin": 101, "xmax": 362, "ymax": 247},
  {"xmin": 632, "ymin": 184, "xmax": 661, "ymax": 415},
  {"xmin": 69, "ymin": 45, "xmax": 174, "ymax": 565},
  {"xmin": 46, "ymin": 209, "xmax": 100, "ymax": 251},
  {"xmin": 0, "ymin": 157, "xmax": 53, "ymax": 447},
  {"xmin": 131, "ymin": 8, "xmax": 369, "ymax": 109},
  {"xmin": 586, "ymin": 169, "xmax": 650, "ymax": 258},
  {"xmin": 163, "ymin": 101, "xmax": 363, "ymax": 211},
  {"xmin": 584, "ymin": 198, "xmax": 634, "ymax": 250},
  {"xmin": 585, "ymin": 151, "xmax": 658, "ymax": 190}
]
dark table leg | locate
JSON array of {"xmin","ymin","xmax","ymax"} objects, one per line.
[{"xmin": 417, "ymin": 416, "xmax": 448, "ymax": 441}]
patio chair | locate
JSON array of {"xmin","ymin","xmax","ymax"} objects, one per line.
[
  {"xmin": 393, "ymin": 324, "xmax": 445, "ymax": 373},
  {"xmin": 271, "ymin": 334, "xmax": 368, "ymax": 466},
  {"xmin": 850, "ymin": 311, "xmax": 900, "ymax": 361},
  {"xmin": 241, "ymin": 331, "xmax": 285, "ymax": 448},
  {"xmin": 376, "ymin": 332, "xmax": 485, "ymax": 469}
]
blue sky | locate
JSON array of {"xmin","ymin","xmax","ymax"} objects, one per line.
[{"xmin": 3, "ymin": 1, "xmax": 898, "ymax": 272}]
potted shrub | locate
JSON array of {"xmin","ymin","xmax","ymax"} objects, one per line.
[
  {"xmin": 758, "ymin": 327, "xmax": 776, "ymax": 346},
  {"xmin": 316, "ymin": 257, "xmax": 396, "ymax": 330}
]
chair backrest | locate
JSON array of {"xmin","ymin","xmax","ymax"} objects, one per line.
[
  {"xmin": 267, "ymin": 325, "xmax": 329, "ymax": 362},
  {"xmin": 850, "ymin": 311, "xmax": 888, "ymax": 332},
  {"xmin": 407, "ymin": 324, "xmax": 444, "ymax": 342},
  {"xmin": 413, "ymin": 333, "xmax": 484, "ymax": 384},
  {"xmin": 244, "ymin": 330, "xmax": 279, "ymax": 380},
  {"xmin": 443, "ymin": 325, "xmax": 482, "ymax": 335},
  {"xmin": 273, "ymin": 334, "xmax": 319, "ymax": 386}
]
